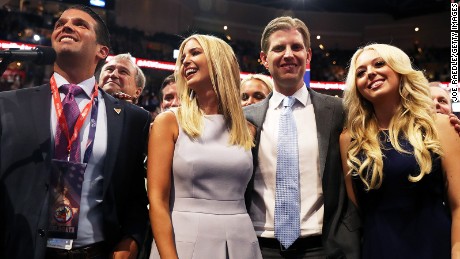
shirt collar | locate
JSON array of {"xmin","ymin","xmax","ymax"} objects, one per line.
[
  {"xmin": 270, "ymin": 83, "xmax": 310, "ymax": 109},
  {"xmin": 53, "ymin": 72, "xmax": 96, "ymax": 98}
]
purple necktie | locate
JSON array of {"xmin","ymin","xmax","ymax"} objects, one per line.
[{"xmin": 54, "ymin": 84, "xmax": 84, "ymax": 162}]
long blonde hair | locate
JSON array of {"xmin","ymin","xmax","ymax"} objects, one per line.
[
  {"xmin": 343, "ymin": 43, "xmax": 442, "ymax": 190},
  {"xmin": 175, "ymin": 34, "xmax": 253, "ymax": 150}
]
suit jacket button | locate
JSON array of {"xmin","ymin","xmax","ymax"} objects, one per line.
[{"xmin": 38, "ymin": 229, "xmax": 46, "ymax": 237}]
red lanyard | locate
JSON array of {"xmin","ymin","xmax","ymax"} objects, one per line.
[{"xmin": 50, "ymin": 75, "xmax": 99, "ymax": 156}]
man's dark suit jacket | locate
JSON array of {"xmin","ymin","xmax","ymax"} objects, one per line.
[
  {"xmin": 0, "ymin": 84, "xmax": 151, "ymax": 259},
  {"xmin": 244, "ymin": 88, "xmax": 361, "ymax": 259}
]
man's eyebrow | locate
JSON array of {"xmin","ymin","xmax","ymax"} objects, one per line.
[
  {"xmin": 73, "ymin": 17, "xmax": 90, "ymax": 27},
  {"xmin": 54, "ymin": 17, "xmax": 65, "ymax": 26}
]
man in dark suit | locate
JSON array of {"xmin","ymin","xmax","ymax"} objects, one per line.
[
  {"xmin": 244, "ymin": 16, "xmax": 361, "ymax": 258},
  {"xmin": 0, "ymin": 5, "xmax": 151, "ymax": 259}
]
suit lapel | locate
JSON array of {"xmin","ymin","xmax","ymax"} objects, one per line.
[
  {"xmin": 243, "ymin": 95, "xmax": 271, "ymax": 211},
  {"xmin": 244, "ymin": 94, "xmax": 271, "ymax": 165},
  {"xmin": 246, "ymin": 92, "xmax": 271, "ymax": 134},
  {"xmin": 30, "ymin": 84, "xmax": 53, "ymax": 159},
  {"xmin": 309, "ymin": 88, "xmax": 333, "ymax": 179},
  {"xmin": 101, "ymin": 91, "xmax": 123, "ymax": 195},
  {"xmin": 254, "ymin": 95, "xmax": 271, "ymax": 130},
  {"xmin": 250, "ymin": 89, "xmax": 334, "ymax": 179}
]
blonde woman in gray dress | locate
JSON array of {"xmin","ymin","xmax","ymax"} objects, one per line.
[{"xmin": 147, "ymin": 34, "xmax": 262, "ymax": 259}]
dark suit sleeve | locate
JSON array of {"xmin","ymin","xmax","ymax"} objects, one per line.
[
  {"xmin": 319, "ymin": 95, "xmax": 361, "ymax": 259},
  {"xmin": 118, "ymin": 106, "xmax": 152, "ymax": 246},
  {"xmin": 0, "ymin": 86, "xmax": 52, "ymax": 259},
  {"xmin": 243, "ymin": 99, "xmax": 269, "ymax": 212}
]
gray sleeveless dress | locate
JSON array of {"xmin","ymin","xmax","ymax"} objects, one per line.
[{"xmin": 150, "ymin": 113, "xmax": 262, "ymax": 259}]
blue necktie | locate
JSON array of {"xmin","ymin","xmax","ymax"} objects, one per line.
[{"xmin": 275, "ymin": 96, "xmax": 300, "ymax": 249}]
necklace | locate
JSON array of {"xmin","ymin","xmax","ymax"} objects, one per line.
[{"xmin": 380, "ymin": 130, "xmax": 391, "ymax": 143}]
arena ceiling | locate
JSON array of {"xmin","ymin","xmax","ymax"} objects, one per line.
[{"xmin": 229, "ymin": 0, "xmax": 448, "ymax": 19}]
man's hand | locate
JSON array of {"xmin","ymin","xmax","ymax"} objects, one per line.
[
  {"xmin": 113, "ymin": 92, "xmax": 134, "ymax": 103},
  {"xmin": 449, "ymin": 113, "xmax": 460, "ymax": 136},
  {"xmin": 111, "ymin": 236, "xmax": 138, "ymax": 259}
]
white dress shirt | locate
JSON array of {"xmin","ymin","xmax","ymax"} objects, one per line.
[
  {"xmin": 50, "ymin": 72, "xmax": 107, "ymax": 247},
  {"xmin": 249, "ymin": 85, "xmax": 324, "ymax": 238}
]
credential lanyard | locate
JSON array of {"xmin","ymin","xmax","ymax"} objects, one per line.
[{"xmin": 50, "ymin": 75, "xmax": 99, "ymax": 163}]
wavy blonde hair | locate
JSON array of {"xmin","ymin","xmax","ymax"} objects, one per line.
[
  {"xmin": 343, "ymin": 43, "xmax": 442, "ymax": 190},
  {"xmin": 175, "ymin": 34, "xmax": 253, "ymax": 150}
]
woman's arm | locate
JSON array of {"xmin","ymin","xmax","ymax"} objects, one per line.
[
  {"xmin": 147, "ymin": 111, "xmax": 179, "ymax": 259},
  {"xmin": 339, "ymin": 129, "xmax": 359, "ymax": 208},
  {"xmin": 436, "ymin": 114, "xmax": 460, "ymax": 258}
]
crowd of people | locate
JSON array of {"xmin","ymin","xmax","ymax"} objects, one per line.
[
  {"xmin": 0, "ymin": 4, "xmax": 459, "ymax": 259},
  {"xmin": 0, "ymin": 5, "xmax": 451, "ymax": 97}
]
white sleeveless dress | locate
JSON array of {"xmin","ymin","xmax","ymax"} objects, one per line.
[{"xmin": 150, "ymin": 113, "xmax": 262, "ymax": 259}]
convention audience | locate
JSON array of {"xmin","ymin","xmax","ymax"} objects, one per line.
[
  {"xmin": 429, "ymin": 81, "xmax": 451, "ymax": 115},
  {"xmin": 0, "ymin": 8, "xmax": 450, "ymax": 89},
  {"xmin": 427, "ymin": 82, "xmax": 460, "ymax": 135}
]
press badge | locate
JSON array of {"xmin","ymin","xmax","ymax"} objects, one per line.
[
  {"xmin": 47, "ymin": 238, "xmax": 73, "ymax": 250},
  {"xmin": 47, "ymin": 159, "xmax": 87, "ymax": 241}
]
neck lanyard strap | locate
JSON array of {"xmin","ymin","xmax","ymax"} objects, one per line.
[{"xmin": 50, "ymin": 75, "xmax": 99, "ymax": 163}]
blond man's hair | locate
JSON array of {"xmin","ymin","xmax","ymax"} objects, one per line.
[{"xmin": 261, "ymin": 16, "xmax": 311, "ymax": 53}]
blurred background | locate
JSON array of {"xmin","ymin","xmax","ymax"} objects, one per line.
[{"xmin": 0, "ymin": 0, "xmax": 451, "ymax": 113}]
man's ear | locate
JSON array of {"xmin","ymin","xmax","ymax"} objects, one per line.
[
  {"xmin": 134, "ymin": 87, "xmax": 143, "ymax": 100},
  {"xmin": 306, "ymin": 48, "xmax": 312, "ymax": 64},
  {"xmin": 97, "ymin": 45, "xmax": 109, "ymax": 60},
  {"xmin": 260, "ymin": 51, "xmax": 269, "ymax": 69}
]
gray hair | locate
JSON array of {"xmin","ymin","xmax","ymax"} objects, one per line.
[{"xmin": 106, "ymin": 53, "xmax": 146, "ymax": 90}]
